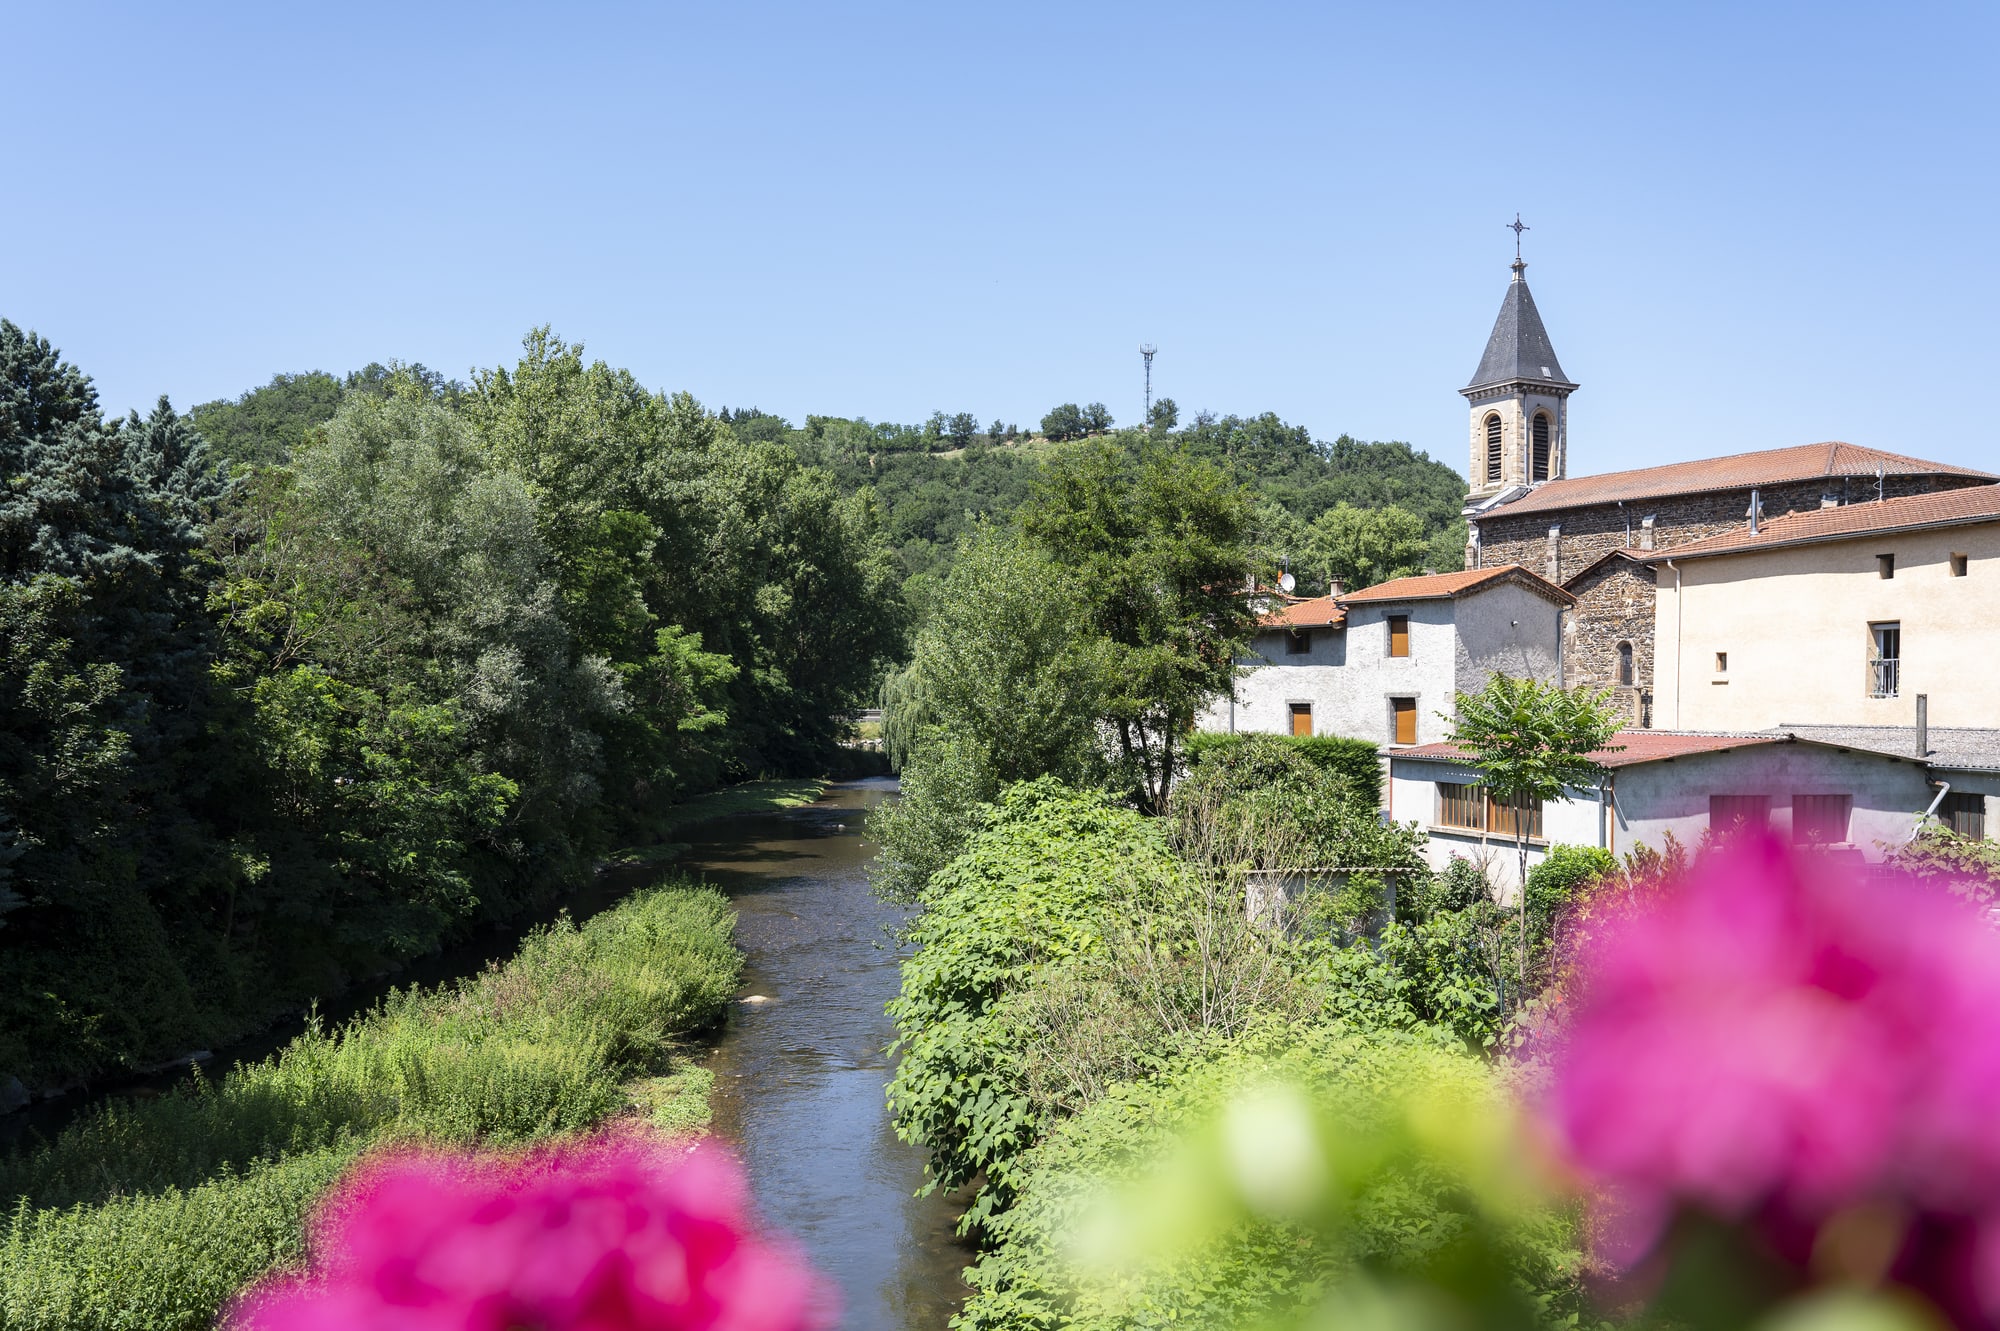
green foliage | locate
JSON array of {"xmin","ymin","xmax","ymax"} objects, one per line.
[
  {"xmin": 1523, "ymin": 844, "xmax": 1615, "ymax": 981},
  {"xmin": 0, "ymin": 880, "xmax": 739, "ymax": 1329},
  {"xmin": 187, "ymin": 371, "xmax": 347, "ymax": 469},
  {"xmin": 1180, "ymin": 731, "xmax": 1383, "ymax": 808},
  {"xmin": 870, "ymin": 532, "xmax": 1110, "ymax": 902},
  {"xmin": 956, "ymin": 1020, "xmax": 1588, "ymax": 1331},
  {"xmin": 1021, "ymin": 441, "xmax": 1254, "ymax": 813},
  {"xmin": 1300, "ymin": 501, "xmax": 1430, "ymax": 591},
  {"xmin": 1887, "ymin": 823, "xmax": 2000, "ymax": 905},
  {"xmin": 886, "ymin": 782, "xmax": 1184, "ymax": 1233}
]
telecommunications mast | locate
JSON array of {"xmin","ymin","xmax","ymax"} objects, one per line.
[{"xmin": 1139, "ymin": 343, "xmax": 1157, "ymax": 426}]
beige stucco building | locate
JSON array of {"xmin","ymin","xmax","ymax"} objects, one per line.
[{"xmin": 1649, "ymin": 485, "xmax": 2000, "ymax": 732}]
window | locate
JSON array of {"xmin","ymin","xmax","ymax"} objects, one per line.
[
  {"xmin": 1878, "ymin": 553, "xmax": 1896, "ymax": 579},
  {"xmin": 1391, "ymin": 697, "xmax": 1417, "ymax": 745},
  {"xmin": 1434, "ymin": 783, "xmax": 1543, "ymax": 839},
  {"xmin": 1437, "ymin": 782, "xmax": 1483, "ymax": 831},
  {"xmin": 1617, "ymin": 641, "xmax": 1635, "ymax": 685},
  {"xmin": 1792, "ymin": 794, "xmax": 1852, "ymax": 845},
  {"xmin": 1484, "ymin": 414, "xmax": 1502, "ymax": 482},
  {"xmin": 1531, "ymin": 412, "xmax": 1551, "ymax": 482},
  {"xmin": 1710, "ymin": 794, "xmax": 1770, "ymax": 832},
  {"xmin": 1869, "ymin": 622, "xmax": 1900, "ymax": 698},
  {"xmin": 1285, "ymin": 630, "xmax": 1312, "ymax": 655},
  {"xmin": 1942, "ymin": 791, "xmax": 1986, "ymax": 840},
  {"xmin": 1715, "ymin": 651, "xmax": 1728, "ymax": 673},
  {"xmin": 1289, "ymin": 702, "xmax": 1313, "ymax": 737},
  {"xmin": 1387, "ymin": 615, "xmax": 1410, "ymax": 658},
  {"xmin": 1952, "ymin": 553, "xmax": 1969, "ymax": 577}
]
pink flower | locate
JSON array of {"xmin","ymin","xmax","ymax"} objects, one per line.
[
  {"xmin": 232, "ymin": 1132, "xmax": 830, "ymax": 1331},
  {"xmin": 1549, "ymin": 834, "xmax": 2000, "ymax": 1320}
]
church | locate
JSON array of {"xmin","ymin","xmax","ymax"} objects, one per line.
[{"xmin": 1458, "ymin": 254, "xmax": 1994, "ymax": 726}]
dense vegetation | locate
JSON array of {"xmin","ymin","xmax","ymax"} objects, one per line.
[
  {"xmin": 0, "ymin": 321, "xmax": 898, "ymax": 1089},
  {"xmin": 0, "ymin": 880, "xmax": 738, "ymax": 1330}
]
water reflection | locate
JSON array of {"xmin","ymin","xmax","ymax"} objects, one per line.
[{"xmin": 684, "ymin": 778, "xmax": 972, "ymax": 1331}]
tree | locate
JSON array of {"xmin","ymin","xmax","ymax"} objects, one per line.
[
  {"xmin": 947, "ymin": 413, "xmax": 979, "ymax": 447},
  {"xmin": 870, "ymin": 531, "xmax": 1109, "ymax": 902},
  {"xmin": 1081, "ymin": 402, "xmax": 1114, "ymax": 434},
  {"xmin": 1147, "ymin": 397, "xmax": 1179, "ymax": 431},
  {"xmin": 1302, "ymin": 502, "xmax": 1429, "ymax": 591},
  {"xmin": 1021, "ymin": 441, "xmax": 1254, "ymax": 814},
  {"xmin": 988, "ymin": 419, "xmax": 1005, "ymax": 442},
  {"xmin": 1040, "ymin": 403, "xmax": 1086, "ymax": 442},
  {"xmin": 187, "ymin": 371, "xmax": 347, "ymax": 469},
  {"xmin": 1443, "ymin": 675, "xmax": 1622, "ymax": 995}
]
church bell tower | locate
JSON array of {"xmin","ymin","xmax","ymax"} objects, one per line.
[{"xmin": 1462, "ymin": 246, "xmax": 1577, "ymax": 504}]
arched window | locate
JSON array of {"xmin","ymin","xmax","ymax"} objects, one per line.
[
  {"xmin": 1617, "ymin": 641, "xmax": 1635, "ymax": 686},
  {"xmin": 1531, "ymin": 413, "xmax": 1551, "ymax": 482},
  {"xmin": 1484, "ymin": 414, "xmax": 1502, "ymax": 482}
]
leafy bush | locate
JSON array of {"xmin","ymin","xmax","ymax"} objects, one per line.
[
  {"xmin": 1887, "ymin": 823, "xmax": 2000, "ymax": 905},
  {"xmin": 1171, "ymin": 733, "xmax": 1418, "ymax": 880},
  {"xmin": 1523, "ymin": 844, "xmax": 1615, "ymax": 982},
  {"xmin": 0, "ymin": 880, "xmax": 739, "ymax": 1328},
  {"xmin": 1181, "ymin": 731, "xmax": 1381, "ymax": 807},
  {"xmin": 956, "ymin": 1019, "xmax": 1587, "ymax": 1331},
  {"xmin": 886, "ymin": 781, "xmax": 1183, "ymax": 1233}
]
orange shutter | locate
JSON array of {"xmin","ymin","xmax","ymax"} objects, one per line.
[
  {"xmin": 1388, "ymin": 616, "xmax": 1410, "ymax": 658},
  {"xmin": 1290, "ymin": 703, "xmax": 1313, "ymax": 737},
  {"xmin": 1392, "ymin": 698, "xmax": 1416, "ymax": 745}
]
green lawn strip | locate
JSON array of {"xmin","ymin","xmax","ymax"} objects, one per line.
[
  {"xmin": 602, "ymin": 777, "xmax": 829, "ymax": 866},
  {"xmin": 0, "ymin": 879, "xmax": 743, "ymax": 1331}
]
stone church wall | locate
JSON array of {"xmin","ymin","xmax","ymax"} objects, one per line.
[{"xmin": 1470, "ymin": 474, "xmax": 1987, "ymax": 716}]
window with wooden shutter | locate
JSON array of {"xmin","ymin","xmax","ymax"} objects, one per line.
[
  {"xmin": 1942, "ymin": 791, "xmax": 1986, "ymax": 840},
  {"xmin": 1711, "ymin": 794, "xmax": 1770, "ymax": 834},
  {"xmin": 1487, "ymin": 791, "xmax": 1543, "ymax": 841},
  {"xmin": 1289, "ymin": 702, "xmax": 1313, "ymax": 737},
  {"xmin": 1485, "ymin": 415, "xmax": 1502, "ymax": 481},
  {"xmin": 1391, "ymin": 697, "xmax": 1416, "ymax": 745},
  {"xmin": 1387, "ymin": 615, "xmax": 1410, "ymax": 658},
  {"xmin": 1531, "ymin": 413, "xmax": 1551, "ymax": 481},
  {"xmin": 1792, "ymin": 794, "xmax": 1852, "ymax": 845},
  {"xmin": 1436, "ymin": 782, "xmax": 1483, "ymax": 830}
]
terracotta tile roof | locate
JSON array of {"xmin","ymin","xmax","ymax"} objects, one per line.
[
  {"xmin": 1479, "ymin": 443, "xmax": 1994, "ymax": 520},
  {"xmin": 1390, "ymin": 730, "xmax": 1780, "ymax": 769},
  {"xmin": 1336, "ymin": 563, "xmax": 1576, "ymax": 607},
  {"xmin": 1258, "ymin": 595, "xmax": 1345, "ymax": 629},
  {"xmin": 1638, "ymin": 483, "xmax": 2000, "ymax": 562}
]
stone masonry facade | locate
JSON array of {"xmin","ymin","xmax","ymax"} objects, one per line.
[{"xmin": 1470, "ymin": 473, "xmax": 1989, "ymax": 720}]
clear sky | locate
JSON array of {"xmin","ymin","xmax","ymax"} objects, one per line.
[{"xmin": 6, "ymin": 1, "xmax": 1996, "ymax": 481}]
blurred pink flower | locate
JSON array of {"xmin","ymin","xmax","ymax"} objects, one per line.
[
  {"xmin": 1550, "ymin": 833, "xmax": 2000, "ymax": 1318},
  {"xmin": 232, "ymin": 1132, "xmax": 828, "ymax": 1331}
]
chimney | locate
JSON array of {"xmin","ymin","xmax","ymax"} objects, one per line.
[
  {"xmin": 1917, "ymin": 694, "xmax": 1929, "ymax": 758},
  {"xmin": 1329, "ymin": 578, "xmax": 1345, "ymax": 598},
  {"xmin": 1747, "ymin": 489, "xmax": 1763, "ymax": 534}
]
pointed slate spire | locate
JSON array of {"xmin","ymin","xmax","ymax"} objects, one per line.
[{"xmin": 1466, "ymin": 260, "xmax": 1573, "ymax": 390}]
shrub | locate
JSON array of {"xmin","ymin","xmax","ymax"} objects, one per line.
[
  {"xmin": 885, "ymin": 780, "xmax": 1183, "ymax": 1234},
  {"xmin": 956, "ymin": 1018, "xmax": 1587, "ymax": 1331},
  {"xmin": 1181, "ymin": 732, "xmax": 1381, "ymax": 808}
]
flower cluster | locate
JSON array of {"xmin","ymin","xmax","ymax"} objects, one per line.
[
  {"xmin": 1551, "ymin": 833, "xmax": 2000, "ymax": 1323},
  {"xmin": 233, "ymin": 1134, "xmax": 826, "ymax": 1331}
]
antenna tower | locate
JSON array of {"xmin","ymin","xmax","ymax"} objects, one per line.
[{"xmin": 1139, "ymin": 344, "xmax": 1157, "ymax": 426}]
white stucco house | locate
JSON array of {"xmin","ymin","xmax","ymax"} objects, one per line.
[
  {"xmin": 1388, "ymin": 729, "xmax": 1957, "ymax": 876},
  {"xmin": 1198, "ymin": 564, "xmax": 1570, "ymax": 749}
]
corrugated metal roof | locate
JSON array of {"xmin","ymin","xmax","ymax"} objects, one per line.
[{"xmin": 1391, "ymin": 730, "xmax": 1781, "ymax": 769}]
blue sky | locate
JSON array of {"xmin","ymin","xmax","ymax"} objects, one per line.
[{"xmin": 5, "ymin": 2, "xmax": 1996, "ymax": 480}]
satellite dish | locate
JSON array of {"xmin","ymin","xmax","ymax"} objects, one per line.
[{"xmin": 1277, "ymin": 573, "xmax": 1296, "ymax": 594}]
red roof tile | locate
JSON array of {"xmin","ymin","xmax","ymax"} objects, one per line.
[
  {"xmin": 1258, "ymin": 595, "xmax": 1345, "ymax": 629},
  {"xmin": 1479, "ymin": 443, "xmax": 1993, "ymax": 520},
  {"xmin": 1390, "ymin": 730, "xmax": 1780, "ymax": 769},
  {"xmin": 1336, "ymin": 563, "xmax": 1575, "ymax": 606},
  {"xmin": 1638, "ymin": 483, "xmax": 2000, "ymax": 562}
]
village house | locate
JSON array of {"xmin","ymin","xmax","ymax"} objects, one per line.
[
  {"xmin": 1198, "ymin": 565, "xmax": 1567, "ymax": 749},
  {"xmin": 1388, "ymin": 730, "xmax": 1955, "ymax": 874},
  {"xmin": 1458, "ymin": 255, "xmax": 1995, "ymax": 725}
]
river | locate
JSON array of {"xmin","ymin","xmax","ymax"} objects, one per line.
[{"xmin": 677, "ymin": 777, "xmax": 973, "ymax": 1329}]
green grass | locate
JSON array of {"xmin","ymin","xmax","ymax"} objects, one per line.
[
  {"xmin": 604, "ymin": 778, "xmax": 828, "ymax": 866},
  {"xmin": 0, "ymin": 879, "xmax": 742, "ymax": 1330}
]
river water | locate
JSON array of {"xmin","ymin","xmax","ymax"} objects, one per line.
[{"xmin": 678, "ymin": 778, "xmax": 973, "ymax": 1330}]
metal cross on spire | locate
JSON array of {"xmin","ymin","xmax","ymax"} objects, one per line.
[{"xmin": 1508, "ymin": 213, "xmax": 1530, "ymax": 261}]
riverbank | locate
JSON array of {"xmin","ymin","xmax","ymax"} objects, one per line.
[
  {"xmin": 603, "ymin": 777, "xmax": 832, "ymax": 867},
  {"xmin": 0, "ymin": 880, "xmax": 742, "ymax": 1331}
]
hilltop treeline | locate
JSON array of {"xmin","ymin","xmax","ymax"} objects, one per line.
[{"xmin": 0, "ymin": 324, "xmax": 900, "ymax": 1088}]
